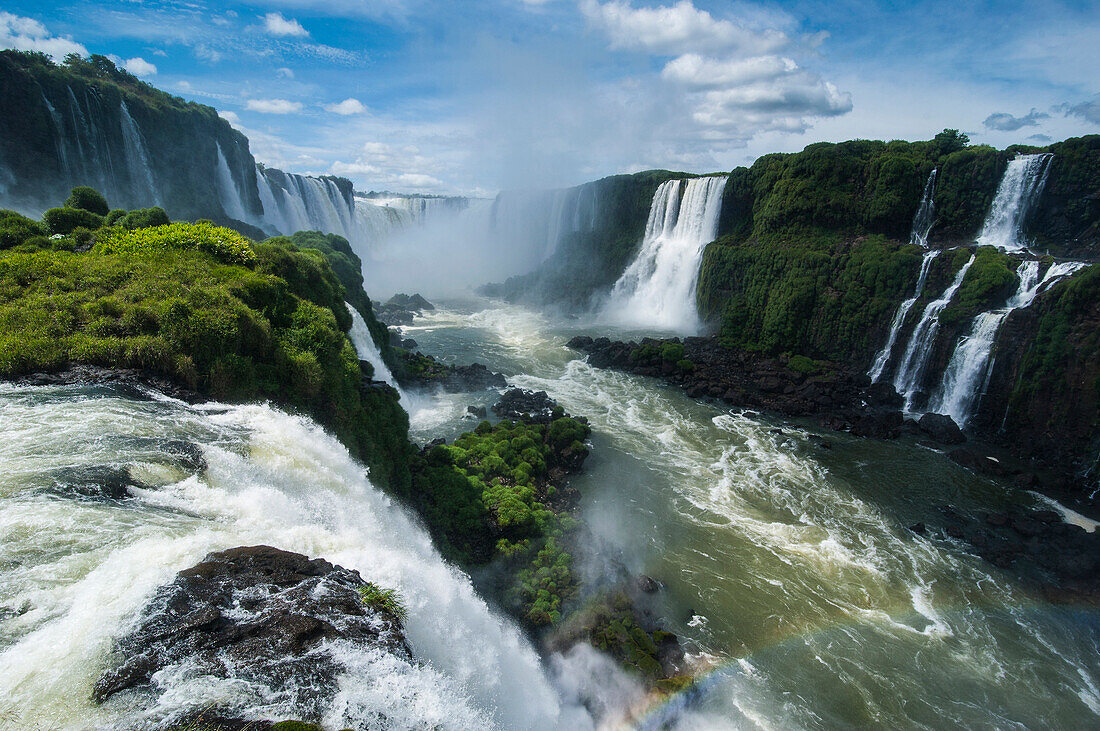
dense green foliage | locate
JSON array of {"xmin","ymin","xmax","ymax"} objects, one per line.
[
  {"xmin": 698, "ymin": 232, "xmax": 923, "ymax": 360},
  {"xmin": 939, "ymin": 247, "xmax": 1019, "ymax": 325},
  {"xmin": 65, "ymin": 186, "xmax": 110, "ymax": 216},
  {"xmin": 0, "ymin": 189, "xmax": 411, "ymax": 491},
  {"xmin": 410, "ymin": 416, "xmax": 590, "ymax": 626}
]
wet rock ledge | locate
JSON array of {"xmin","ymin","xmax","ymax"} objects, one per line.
[{"xmin": 94, "ymin": 546, "xmax": 410, "ymax": 725}]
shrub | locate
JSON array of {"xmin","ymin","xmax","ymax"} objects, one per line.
[
  {"xmin": 119, "ymin": 206, "xmax": 170, "ymax": 230},
  {"xmin": 0, "ymin": 211, "xmax": 45, "ymax": 249},
  {"xmin": 358, "ymin": 583, "xmax": 407, "ymax": 621},
  {"xmin": 64, "ymin": 186, "xmax": 109, "ymax": 216},
  {"xmin": 659, "ymin": 342, "xmax": 684, "ymax": 362},
  {"xmin": 676, "ymin": 358, "xmax": 695, "ymax": 372},
  {"xmin": 94, "ymin": 221, "xmax": 256, "ymax": 265},
  {"xmin": 42, "ymin": 206, "xmax": 104, "ymax": 235}
]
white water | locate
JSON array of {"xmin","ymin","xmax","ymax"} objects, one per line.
[
  {"xmin": 345, "ymin": 302, "xmax": 409, "ymax": 408},
  {"xmin": 911, "ymin": 169, "xmax": 937, "ymax": 248},
  {"xmin": 868, "ymin": 251, "xmax": 940, "ymax": 383},
  {"xmin": 215, "ymin": 144, "xmax": 249, "ymax": 222},
  {"xmin": 118, "ymin": 101, "xmax": 159, "ymax": 207},
  {"xmin": 601, "ymin": 176, "xmax": 728, "ymax": 333},
  {"xmin": 977, "ymin": 154, "xmax": 1054, "ymax": 252},
  {"xmin": 892, "ymin": 253, "xmax": 975, "ymax": 412},
  {"xmin": 929, "ymin": 260, "xmax": 1087, "ymax": 427},
  {"xmin": 0, "ymin": 383, "xmax": 577, "ymax": 729}
]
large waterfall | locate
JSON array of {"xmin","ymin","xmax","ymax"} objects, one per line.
[
  {"xmin": 929, "ymin": 260, "xmax": 1086, "ymax": 426},
  {"xmin": 490, "ymin": 182, "xmax": 601, "ymax": 261},
  {"xmin": 600, "ymin": 176, "xmax": 728, "ymax": 333},
  {"xmin": 0, "ymin": 381, "xmax": 578, "ymax": 729},
  {"xmin": 977, "ymin": 154, "xmax": 1054, "ymax": 252},
  {"xmin": 892, "ymin": 254, "xmax": 975, "ymax": 411}
]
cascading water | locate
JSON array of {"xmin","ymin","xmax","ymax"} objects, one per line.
[
  {"xmin": 868, "ymin": 251, "xmax": 941, "ymax": 382},
  {"xmin": 215, "ymin": 143, "xmax": 249, "ymax": 222},
  {"xmin": 977, "ymin": 154, "xmax": 1054, "ymax": 252},
  {"xmin": 0, "ymin": 382, "xmax": 574, "ymax": 729},
  {"xmin": 868, "ymin": 172, "xmax": 941, "ymax": 382},
  {"xmin": 911, "ymin": 169, "xmax": 937, "ymax": 248},
  {"xmin": 601, "ymin": 176, "xmax": 728, "ymax": 333},
  {"xmin": 892, "ymin": 253, "xmax": 975, "ymax": 411},
  {"xmin": 346, "ymin": 303, "xmax": 407, "ymax": 404},
  {"xmin": 929, "ymin": 260, "xmax": 1088, "ymax": 426},
  {"xmin": 118, "ymin": 100, "xmax": 158, "ymax": 206}
]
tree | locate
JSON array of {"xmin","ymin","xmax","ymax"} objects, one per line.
[
  {"xmin": 65, "ymin": 186, "xmax": 110, "ymax": 216},
  {"xmin": 934, "ymin": 129, "xmax": 970, "ymax": 157}
]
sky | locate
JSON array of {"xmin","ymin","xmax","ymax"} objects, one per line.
[{"xmin": 2, "ymin": 0, "xmax": 1098, "ymax": 196}]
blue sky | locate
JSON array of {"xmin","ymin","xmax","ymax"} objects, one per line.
[{"xmin": 2, "ymin": 0, "xmax": 1098, "ymax": 195}]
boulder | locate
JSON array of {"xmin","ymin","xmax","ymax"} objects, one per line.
[
  {"xmin": 93, "ymin": 546, "xmax": 411, "ymax": 717},
  {"xmin": 492, "ymin": 388, "xmax": 560, "ymax": 423},
  {"xmin": 849, "ymin": 410, "xmax": 903, "ymax": 439},
  {"xmin": 917, "ymin": 413, "xmax": 966, "ymax": 444}
]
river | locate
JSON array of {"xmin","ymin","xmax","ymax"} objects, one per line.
[{"xmin": 1, "ymin": 296, "xmax": 1098, "ymax": 729}]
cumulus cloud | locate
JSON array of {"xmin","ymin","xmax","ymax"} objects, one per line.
[
  {"xmin": 263, "ymin": 12, "xmax": 309, "ymax": 37},
  {"xmin": 245, "ymin": 98, "xmax": 303, "ymax": 114},
  {"xmin": 0, "ymin": 12, "xmax": 87, "ymax": 60},
  {"xmin": 983, "ymin": 108, "xmax": 1050, "ymax": 131},
  {"xmin": 1058, "ymin": 96, "xmax": 1100, "ymax": 125},
  {"xmin": 123, "ymin": 56, "xmax": 157, "ymax": 76},
  {"xmin": 580, "ymin": 0, "xmax": 788, "ymax": 56},
  {"xmin": 325, "ymin": 98, "xmax": 367, "ymax": 115},
  {"xmin": 580, "ymin": 0, "xmax": 851, "ymax": 145}
]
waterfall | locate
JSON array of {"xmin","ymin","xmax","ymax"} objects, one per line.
[
  {"xmin": 40, "ymin": 93, "xmax": 71, "ymax": 177},
  {"xmin": 868, "ymin": 250, "xmax": 941, "ymax": 382},
  {"xmin": 346, "ymin": 303, "xmax": 406, "ymax": 400},
  {"xmin": 977, "ymin": 154, "xmax": 1054, "ymax": 252},
  {"xmin": 600, "ymin": 176, "xmax": 728, "ymax": 333},
  {"xmin": 118, "ymin": 100, "xmax": 158, "ymax": 206},
  {"xmin": 892, "ymin": 253, "xmax": 976, "ymax": 412},
  {"xmin": 911, "ymin": 169, "xmax": 937, "ymax": 248},
  {"xmin": 490, "ymin": 182, "xmax": 601, "ymax": 263},
  {"xmin": 215, "ymin": 143, "xmax": 249, "ymax": 222},
  {"xmin": 929, "ymin": 260, "xmax": 1087, "ymax": 426},
  {"xmin": 0, "ymin": 382, "xmax": 570, "ymax": 729}
]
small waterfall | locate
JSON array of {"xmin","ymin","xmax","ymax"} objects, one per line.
[
  {"xmin": 977, "ymin": 154, "xmax": 1054, "ymax": 252},
  {"xmin": 601, "ymin": 176, "xmax": 728, "ymax": 333},
  {"xmin": 215, "ymin": 144, "xmax": 249, "ymax": 222},
  {"xmin": 929, "ymin": 260, "xmax": 1087, "ymax": 426},
  {"xmin": 892, "ymin": 253, "xmax": 976, "ymax": 411},
  {"xmin": 118, "ymin": 100, "xmax": 158, "ymax": 206},
  {"xmin": 346, "ymin": 303, "xmax": 407, "ymax": 404},
  {"xmin": 40, "ymin": 93, "xmax": 71, "ymax": 177},
  {"xmin": 911, "ymin": 169, "xmax": 937, "ymax": 248},
  {"xmin": 868, "ymin": 250, "xmax": 941, "ymax": 382}
]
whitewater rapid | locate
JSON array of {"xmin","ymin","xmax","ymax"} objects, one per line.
[{"xmin": 0, "ymin": 382, "xmax": 579, "ymax": 730}]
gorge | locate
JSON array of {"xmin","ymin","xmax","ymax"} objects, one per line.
[{"xmin": 1, "ymin": 47, "xmax": 1099, "ymax": 731}]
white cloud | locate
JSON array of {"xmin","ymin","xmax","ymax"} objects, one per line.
[
  {"xmin": 218, "ymin": 110, "xmax": 242, "ymax": 127},
  {"xmin": 276, "ymin": 66, "xmax": 295, "ymax": 78},
  {"xmin": 325, "ymin": 98, "xmax": 367, "ymax": 115},
  {"xmin": 983, "ymin": 108, "xmax": 1049, "ymax": 131},
  {"xmin": 661, "ymin": 53, "xmax": 797, "ymax": 88},
  {"xmin": 122, "ymin": 56, "xmax": 157, "ymax": 76},
  {"xmin": 580, "ymin": 0, "xmax": 789, "ymax": 56},
  {"xmin": 263, "ymin": 12, "xmax": 309, "ymax": 37},
  {"xmin": 0, "ymin": 12, "xmax": 88, "ymax": 60},
  {"xmin": 245, "ymin": 98, "xmax": 303, "ymax": 114}
]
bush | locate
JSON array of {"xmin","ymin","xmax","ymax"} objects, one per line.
[
  {"xmin": 64, "ymin": 186, "xmax": 109, "ymax": 216},
  {"xmin": 358, "ymin": 583, "xmax": 407, "ymax": 621},
  {"xmin": 119, "ymin": 206, "xmax": 170, "ymax": 230},
  {"xmin": 0, "ymin": 211, "xmax": 45, "ymax": 249},
  {"xmin": 94, "ymin": 221, "xmax": 256, "ymax": 265},
  {"xmin": 42, "ymin": 206, "xmax": 105, "ymax": 235},
  {"xmin": 659, "ymin": 342, "xmax": 684, "ymax": 362}
]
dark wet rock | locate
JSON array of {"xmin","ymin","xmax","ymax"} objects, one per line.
[
  {"xmin": 386, "ymin": 293, "xmax": 434, "ymax": 312},
  {"xmin": 373, "ymin": 293, "xmax": 434, "ymax": 327},
  {"xmin": 849, "ymin": 410, "xmax": 903, "ymax": 439},
  {"xmin": 492, "ymin": 388, "xmax": 561, "ymax": 424},
  {"xmin": 637, "ymin": 575, "xmax": 660, "ymax": 594},
  {"xmin": 15, "ymin": 364, "xmax": 200, "ymax": 403},
  {"xmin": 93, "ymin": 546, "xmax": 411, "ymax": 716},
  {"xmin": 909, "ymin": 522, "xmax": 927, "ymax": 535},
  {"xmin": 918, "ymin": 413, "xmax": 966, "ymax": 445},
  {"xmin": 466, "ymin": 405, "xmax": 487, "ymax": 419},
  {"xmin": 48, "ymin": 465, "xmax": 147, "ymax": 500},
  {"xmin": 865, "ymin": 381, "xmax": 904, "ymax": 409},
  {"xmin": 395, "ymin": 350, "xmax": 507, "ymax": 392}
]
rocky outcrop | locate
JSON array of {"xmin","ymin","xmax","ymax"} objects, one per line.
[
  {"xmin": 94, "ymin": 546, "xmax": 410, "ymax": 719},
  {"xmin": 568, "ymin": 335, "xmax": 910, "ymax": 439},
  {"xmin": 492, "ymin": 388, "xmax": 562, "ymax": 424},
  {"xmin": 373, "ymin": 293, "xmax": 434, "ymax": 326},
  {"xmin": 918, "ymin": 413, "xmax": 966, "ymax": 444},
  {"xmin": 395, "ymin": 349, "xmax": 507, "ymax": 392}
]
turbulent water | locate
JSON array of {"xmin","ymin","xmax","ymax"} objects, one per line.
[
  {"xmin": 0, "ymin": 382, "xmax": 592, "ymax": 730},
  {"xmin": 390, "ymin": 298, "xmax": 1100, "ymax": 729},
  {"xmin": 601, "ymin": 176, "xmax": 728, "ymax": 334},
  {"xmin": 4, "ymin": 297, "xmax": 1100, "ymax": 729},
  {"xmin": 977, "ymin": 154, "xmax": 1054, "ymax": 252}
]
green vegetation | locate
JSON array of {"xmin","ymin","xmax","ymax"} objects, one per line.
[
  {"xmin": 65, "ymin": 186, "xmax": 110, "ymax": 216},
  {"xmin": 410, "ymin": 415, "xmax": 590, "ymax": 626},
  {"xmin": 939, "ymin": 246, "xmax": 1018, "ymax": 325},
  {"xmin": 0, "ymin": 188, "xmax": 411, "ymax": 491},
  {"xmin": 358, "ymin": 583, "xmax": 407, "ymax": 621}
]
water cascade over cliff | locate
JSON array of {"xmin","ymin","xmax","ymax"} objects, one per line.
[
  {"xmin": 0, "ymin": 382, "xmax": 575, "ymax": 729},
  {"xmin": 977, "ymin": 154, "xmax": 1054, "ymax": 252},
  {"xmin": 929, "ymin": 260, "xmax": 1087, "ymax": 426},
  {"xmin": 892, "ymin": 254, "xmax": 976, "ymax": 411},
  {"xmin": 346, "ymin": 303, "xmax": 407, "ymax": 404},
  {"xmin": 600, "ymin": 176, "xmax": 728, "ymax": 333}
]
